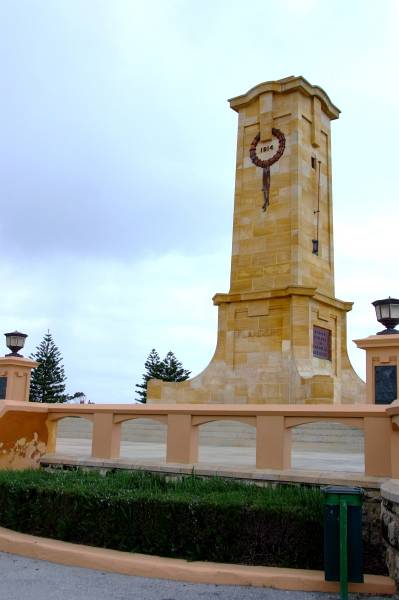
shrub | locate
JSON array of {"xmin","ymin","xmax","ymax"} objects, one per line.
[{"xmin": 0, "ymin": 469, "xmax": 384, "ymax": 573}]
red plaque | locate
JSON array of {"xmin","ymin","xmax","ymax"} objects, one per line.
[{"xmin": 313, "ymin": 326, "xmax": 331, "ymax": 360}]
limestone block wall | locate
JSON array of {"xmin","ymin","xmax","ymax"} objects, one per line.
[
  {"xmin": 149, "ymin": 289, "xmax": 365, "ymax": 404},
  {"xmin": 228, "ymin": 82, "xmax": 336, "ymax": 297},
  {"xmin": 381, "ymin": 480, "xmax": 399, "ymax": 585}
]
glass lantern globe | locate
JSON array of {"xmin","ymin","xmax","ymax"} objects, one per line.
[
  {"xmin": 372, "ymin": 298, "xmax": 399, "ymax": 335},
  {"xmin": 4, "ymin": 331, "xmax": 28, "ymax": 357}
]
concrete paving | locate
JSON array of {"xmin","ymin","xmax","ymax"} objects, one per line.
[
  {"xmin": 0, "ymin": 552, "xmax": 388, "ymax": 600},
  {"xmin": 56, "ymin": 438, "xmax": 365, "ymax": 473}
]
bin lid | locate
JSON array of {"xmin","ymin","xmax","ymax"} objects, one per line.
[{"xmin": 322, "ymin": 485, "xmax": 363, "ymax": 495}]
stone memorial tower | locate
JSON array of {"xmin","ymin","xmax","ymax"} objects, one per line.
[{"xmin": 148, "ymin": 76, "xmax": 365, "ymax": 404}]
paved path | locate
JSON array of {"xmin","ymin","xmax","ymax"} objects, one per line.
[{"xmin": 0, "ymin": 552, "xmax": 387, "ymax": 600}]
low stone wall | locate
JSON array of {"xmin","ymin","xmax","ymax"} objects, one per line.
[
  {"xmin": 362, "ymin": 487, "xmax": 387, "ymax": 577},
  {"xmin": 57, "ymin": 418, "xmax": 364, "ymax": 452},
  {"xmin": 381, "ymin": 479, "xmax": 399, "ymax": 585}
]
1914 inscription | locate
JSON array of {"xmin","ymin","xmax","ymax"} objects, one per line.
[
  {"xmin": 313, "ymin": 326, "xmax": 331, "ymax": 361},
  {"xmin": 260, "ymin": 144, "xmax": 274, "ymax": 153}
]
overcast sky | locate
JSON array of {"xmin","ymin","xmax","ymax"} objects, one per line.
[{"xmin": 1, "ymin": 0, "xmax": 398, "ymax": 402}]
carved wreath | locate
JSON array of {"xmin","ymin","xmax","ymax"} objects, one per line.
[
  {"xmin": 249, "ymin": 128, "xmax": 286, "ymax": 211},
  {"xmin": 249, "ymin": 128, "xmax": 286, "ymax": 168}
]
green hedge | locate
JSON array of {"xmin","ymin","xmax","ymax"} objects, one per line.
[{"xmin": 0, "ymin": 470, "xmax": 383, "ymax": 573}]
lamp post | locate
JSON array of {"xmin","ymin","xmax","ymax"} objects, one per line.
[
  {"xmin": 372, "ymin": 298, "xmax": 399, "ymax": 335},
  {"xmin": 4, "ymin": 331, "xmax": 28, "ymax": 357}
]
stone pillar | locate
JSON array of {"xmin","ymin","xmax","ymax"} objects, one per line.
[
  {"xmin": 256, "ymin": 415, "xmax": 291, "ymax": 469},
  {"xmin": 354, "ymin": 334, "xmax": 399, "ymax": 404},
  {"xmin": 386, "ymin": 401, "xmax": 399, "ymax": 479},
  {"xmin": 92, "ymin": 413, "xmax": 121, "ymax": 459},
  {"xmin": 381, "ymin": 479, "xmax": 399, "ymax": 586},
  {"xmin": 166, "ymin": 414, "xmax": 198, "ymax": 464},
  {"xmin": 0, "ymin": 356, "xmax": 38, "ymax": 402},
  {"xmin": 363, "ymin": 416, "xmax": 392, "ymax": 477}
]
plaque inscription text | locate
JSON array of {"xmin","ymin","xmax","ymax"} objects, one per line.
[{"xmin": 313, "ymin": 326, "xmax": 331, "ymax": 361}]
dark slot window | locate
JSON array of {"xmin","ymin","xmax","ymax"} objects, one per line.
[
  {"xmin": 375, "ymin": 365, "xmax": 397, "ymax": 404},
  {"xmin": 0, "ymin": 377, "xmax": 7, "ymax": 400}
]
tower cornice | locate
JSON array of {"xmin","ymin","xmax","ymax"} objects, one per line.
[{"xmin": 229, "ymin": 75, "xmax": 340, "ymax": 120}]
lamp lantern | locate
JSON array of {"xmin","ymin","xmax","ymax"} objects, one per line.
[
  {"xmin": 4, "ymin": 331, "xmax": 28, "ymax": 357},
  {"xmin": 372, "ymin": 298, "xmax": 399, "ymax": 335}
]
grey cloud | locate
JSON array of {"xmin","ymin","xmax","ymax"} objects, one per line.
[
  {"xmin": 0, "ymin": 1, "xmax": 238, "ymax": 262},
  {"xmin": 1, "ymin": 145, "xmax": 233, "ymax": 260}
]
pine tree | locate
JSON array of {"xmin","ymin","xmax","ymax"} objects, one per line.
[
  {"xmin": 135, "ymin": 349, "xmax": 191, "ymax": 403},
  {"xmin": 135, "ymin": 349, "xmax": 164, "ymax": 403},
  {"xmin": 29, "ymin": 331, "xmax": 67, "ymax": 403},
  {"xmin": 161, "ymin": 351, "xmax": 191, "ymax": 382}
]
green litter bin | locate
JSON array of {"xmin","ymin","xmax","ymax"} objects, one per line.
[{"xmin": 323, "ymin": 486, "xmax": 364, "ymax": 600}]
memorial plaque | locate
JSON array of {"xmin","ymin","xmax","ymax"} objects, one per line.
[
  {"xmin": 375, "ymin": 365, "xmax": 397, "ymax": 404},
  {"xmin": 313, "ymin": 326, "xmax": 331, "ymax": 360},
  {"xmin": 0, "ymin": 377, "xmax": 7, "ymax": 400}
]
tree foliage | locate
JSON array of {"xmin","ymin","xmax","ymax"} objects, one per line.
[
  {"xmin": 29, "ymin": 331, "xmax": 67, "ymax": 403},
  {"xmin": 135, "ymin": 349, "xmax": 190, "ymax": 403},
  {"xmin": 161, "ymin": 351, "xmax": 191, "ymax": 382}
]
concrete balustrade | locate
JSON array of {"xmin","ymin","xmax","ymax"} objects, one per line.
[{"xmin": 1, "ymin": 400, "xmax": 396, "ymax": 476}]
